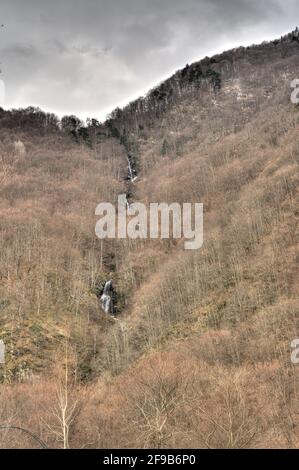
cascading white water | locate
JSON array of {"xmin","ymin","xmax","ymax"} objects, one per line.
[
  {"xmin": 125, "ymin": 194, "xmax": 135, "ymax": 216},
  {"xmin": 127, "ymin": 155, "xmax": 137, "ymax": 182},
  {"xmin": 98, "ymin": 151, "xmax": 138, "ymax": 317},
  {"xmin": 100, "ymin": 279, "xmax": 114, "ymax": 314},
  {"xmin": 125, "ymin": 194, "xmax": 130, "ymax": 210}
]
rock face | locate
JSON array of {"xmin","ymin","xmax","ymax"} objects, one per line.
[{"xmin": 100, "ymin": 280, "xmax": 114, "ymax": 314}]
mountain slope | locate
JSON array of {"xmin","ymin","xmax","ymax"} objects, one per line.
[{"xmin": 0, "ymin": 31, "xmax": 298, "ymax": 448}]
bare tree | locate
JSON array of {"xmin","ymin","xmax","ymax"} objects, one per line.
[{"xmin": 44, "ymin": 344, "xmax": 80, "ymax": 449}]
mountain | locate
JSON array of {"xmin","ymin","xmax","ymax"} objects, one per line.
[{"xmin": 0, "ymin": 30, "xmax": 298, "ymax": 448}]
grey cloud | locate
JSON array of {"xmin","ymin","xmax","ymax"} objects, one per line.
[{"xmin": 0, "ymin": 0, "xmax": 297, "ymax": 120}]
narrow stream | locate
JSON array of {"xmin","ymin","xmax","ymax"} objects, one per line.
[{"xmin": 100, "ymin": 279, "xmax": 114, "ymax": 314}]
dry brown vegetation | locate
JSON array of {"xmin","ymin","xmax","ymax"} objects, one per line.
[{"xmin": 0, "ymin": 35, "xmax": 299, "ymax": 448}]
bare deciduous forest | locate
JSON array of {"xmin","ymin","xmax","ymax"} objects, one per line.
[{"xmin": 0, "ymin": 31, "xmax": 298, "ymax": 448}]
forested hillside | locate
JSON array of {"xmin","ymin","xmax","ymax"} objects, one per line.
[{"xmin": 0, "ymin": 30, "xmax": 298, "ymax": 448}]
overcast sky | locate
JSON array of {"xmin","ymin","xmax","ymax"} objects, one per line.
[{"xmin": 0, "ymin": 0, "xmax": 297, "ymax": 121}]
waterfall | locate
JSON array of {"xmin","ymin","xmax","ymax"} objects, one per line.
[
  {"xmin": 97, "ymin": 144, "xmax": 138, "ymax": 318},
  {"xmin": 100, "ymin": 279, "xmax": 114, "ymax": 314},
  {"xmin": 127, "ymin": 154, "xmax": 137, "ymax": 182},
  {"xmin": 125, "ymin": 194, "xmax": 130, "ymax": 211},
  {"xmin": 125, "ymin": 194, "xmax": 135, "ymax": 216}
]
